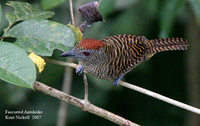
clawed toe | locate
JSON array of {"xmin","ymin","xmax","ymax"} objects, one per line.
[
  {"xmin": 113, "ymin": 75, "xmax": 124, "ymax": 86},
  {"xmin": 76, "ymin": 65, "xmax": 84, "ymax": 75}
]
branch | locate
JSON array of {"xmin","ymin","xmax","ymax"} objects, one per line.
[
  {"xmin": 46, "ymin": 58, "xmax": 200, "ymax": 115},
  {"xmin": 34, "ymin": 81, "xmax": 139, "ymax": 126},
  {"xmin": 56, "ymin": 1, "xmax": 75, "ymax": 126},
  {"xmin": 83, "ymin": 73, "xmax": 89, "ymax": 101},
  {"xmin": 45, "ymin": 58, "xmax": 77, "ymax": 69},
  {"xmin": 56, "ymin": 58, "xmax": 73, "ymax": 126},
  {"xmin": 69, "ymin": 0, "xmax": 75, "ymax": 25},
  {"xmin": 119, "ymin": 81, "xmax": 200, "ymax": 114}
]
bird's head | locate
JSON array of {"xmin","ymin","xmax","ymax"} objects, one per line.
[{"xmin": 60, "ymin": 39, "xmax": 105, "ymax": 60}]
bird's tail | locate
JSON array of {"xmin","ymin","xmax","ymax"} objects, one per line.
[{"xmin": 147, "ymin": 38, "xmax": 188, "ymax": 53}]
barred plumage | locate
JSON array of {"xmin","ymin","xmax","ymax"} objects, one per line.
[
  {"xmin": 149, "ymin": 38, "xmax": 188, "ymax": 53},
  {"xmin": 61, "ymin": 34, "xmax": 188, "ymax": 85}
]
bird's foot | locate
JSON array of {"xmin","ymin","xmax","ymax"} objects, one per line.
[
  {"xmin": 113, "ymin": 75, "xmax": 124, "ymax": 86},
  {"xmin": 76, "ymin": 65, "xmax": 84, "ymax": 75}
]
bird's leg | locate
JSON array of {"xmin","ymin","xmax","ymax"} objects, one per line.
[
  {"xmin": 113, "ymin": 75, "xmax": 124, "ymax": 86},
  {"xmin": 76, "ymin": 65, "xmax": 84, "ymax": 75}
]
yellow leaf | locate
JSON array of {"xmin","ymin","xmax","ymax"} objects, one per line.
[
  {"xmin": 67, "ymin": 24, "xmax": 83, "ymax": 44},
  {"xmin": 29, "ymin": 53, "xmax": 46, "ymax": 73}
]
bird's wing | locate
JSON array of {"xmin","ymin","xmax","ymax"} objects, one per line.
[{"xmin": 101, "ymin": 34, "xmax": 150, "ymax": 76}]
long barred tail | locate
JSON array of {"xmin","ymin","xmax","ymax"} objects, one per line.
[{"xmin": 148, "ymin": 38, "xmax": 188, "ymax": 53}]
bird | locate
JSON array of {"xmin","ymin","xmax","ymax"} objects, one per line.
[{"xmin": 60, "ymin": 34, "xmax": 188, "ymax": 86}]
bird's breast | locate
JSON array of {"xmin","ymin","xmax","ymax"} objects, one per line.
[{"xmin": 80, "ymin": 61, "xmax": 112, "ymax": 80}]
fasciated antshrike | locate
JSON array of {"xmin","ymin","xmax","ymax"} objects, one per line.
[{"xmin": 61, "ymin": 34, "xmax": 188, "ymax": 86}]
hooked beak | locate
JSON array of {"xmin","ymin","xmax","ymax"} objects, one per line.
[{"xmin": 60, "ymin": 49, "xmax": 76, "ymax": 57}]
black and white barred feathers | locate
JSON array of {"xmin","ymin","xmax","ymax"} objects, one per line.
[{"xmin": 73, "ymin": 34, "xmax": 188, "ymax": 81}]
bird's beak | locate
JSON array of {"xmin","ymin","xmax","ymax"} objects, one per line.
[{"xmin": 60, "ymin": 49, "xmax": 76, "ymax": 57}]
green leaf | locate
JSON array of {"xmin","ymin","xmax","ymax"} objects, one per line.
[
  {"xmin": 115, "ymin": 0, "xmax": 138, "ymax": 9},
  {"xmin": 0, "ymin": 42, "xmax": 36, "ymax": 89},
  {"xmin": 188, "ymin": 0, "xmax": 200, "ymax": 23},
  {"xmin": 99, "ymin": 0, "xmax": 138, "ymax": 16},
  {"xmin": 159, "ymin": 0, "xmax": 184, "ymax": 38},
  {"xmin": 0, "ymin": 5, "xmax": 2, "ymax": 23},
  {"xmin": 41, "ymin": 0, "xmax": 66, "ymax": 10},
  {"xmin": 5, "ymin": 1, "xmax": 54, "ymax": 32},
  {"xmin": 99, "ymin": 0, "xmax": 115, "ymax": 16},
  {"xmin": 4, "ymin": 19, "xmax": 75, "ymax": 56}
]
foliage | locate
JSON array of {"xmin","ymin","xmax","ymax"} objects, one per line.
[
  {"xmin": 0, "ymin": 5, "xmax": 2, "ymax": 23},
  {"xmin": 67, "ymin": 24, "xmax": 83, "ymax": 44},
  {"xmin": 4, "ymin": 19, "xmax": 75, "ymax": 56},
  {"xmin": 159, "ymin": 0, "xmax": 185, "ymax": 38},
  {"xmin": 4, "ymin": 1, "xmax": 54, "ymax": 33},
  {"xmin": 0, "ymin": 42, "xmax": 36, "ymax": 89},
  {"xmin": 29, "ymin": 53, "xmax": 46, "ymax": 73},
  {"xmin": 0, "ymin": 1, "xmax": 76, "ymax": 89},
  {"xmin": 41, "ymin": 0, "xmax": 66, "ymax": 10},
  {"xmin": 0, "ymin": 0, "xmax": 199, "ymax": 126},
  {"xmin": 188, "ymin": 0, "xmax": 200, "ymax": 22}
]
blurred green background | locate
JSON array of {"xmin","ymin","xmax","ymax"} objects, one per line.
[{"xmin": 0, "ymin": 0, "xmax": 200, "ymax": 126}]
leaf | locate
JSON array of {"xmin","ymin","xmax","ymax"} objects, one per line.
[
  {"xmin": 4, "ymin": 19, "xmax": 75, "ymax": 56},
  {"xmin": 99, "ymin": 0, "xmax": 138, "ymax": 16},
  {"xmin": 159, "ymin": 0, "xmax": 184, "ymax": 38},
  {"xmin": 0, "ymin": 5, "xmax": 2, "ymax": 23},
  {"xmin": 29, "ymin": 53, "xmax": 46, "ymax": 73},
  {"xmin": 188, "ymin": 0, "xmax": 200, "ymax": 23},
  {"xmin": 41, "ymin": 0, "xmax": 66, "ymax": 10},
  {"xmin": 0, "ymin": 42, "xmax": 36, "ymax": 89},
  {"xmin": 115, "ymin": 0, "xmax": 138, "ymax": 9},
  {"xmin": 99, "ymin": 0, "xmax": 115, "ymax": 16},
  {"xmin": 108, "ymin": 10, "xmax": 145, "ymax": 35},
  {"xmin": 67, "ymin": 24, "xmax": 83, "ymax": 44},
  {"xmin": 5, "ymin": 1, "xmax": 54, "ymax": 32}
]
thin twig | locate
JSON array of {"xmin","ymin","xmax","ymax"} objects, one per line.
[
  {"xmin": 119, "ymin": 81, "xmax": 200, "ymax": 114},
  {"xmin": 45, "ymin": 58, "xmax": 77, "ymax": 69},
  {"xmin": 56, "ymin": 65, "xmax": 73, "ymax": 126},
  {"xmin": 57, "ymin": 1, "xmax": 75, "ymax": 125},
  {"xmin": 46, "ymin": 59, "xmax": 200, "ymax": 115},
  {"xmin": 34, "ymin": 81, "xmax": 139, "ymax": 126},
  {"xmin": 69, "ymin": 0, "xmax": 75, "ymax": 25},
  {"xmin": 56, "ymin": 59, "xmax": 74, "ymax": 126},
  {"xmin": 0, "ymin": 36, "xmax": 10, "ymax": 40},
  {"xmin": 83, "ymin": 73, "xmax": 89, "ymax": 102}
]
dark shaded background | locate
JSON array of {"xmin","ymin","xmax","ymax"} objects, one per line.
[{"xmin": 0, "ymin": 0, "xmax": 200, "ymax": 126}]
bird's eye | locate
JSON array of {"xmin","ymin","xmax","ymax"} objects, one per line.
[{"xmin": 83, "ymin": 52, "xmax": 90, "ymax": 56}]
